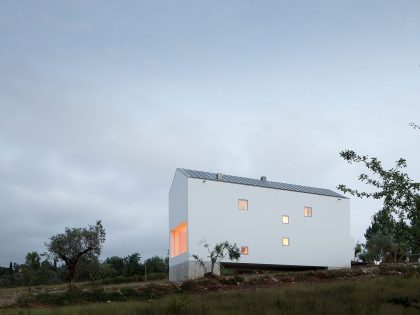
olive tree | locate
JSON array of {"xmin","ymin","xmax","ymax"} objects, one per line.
[
  {"xmin": 192, "ymin": 241, "xmax": 241, "ymax": 276},
  {"xmin": 45, "ymin": 220, "xmax": 105, "ymax": 288}
]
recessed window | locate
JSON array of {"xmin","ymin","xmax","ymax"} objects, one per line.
[
  {"xmin": 282, "ymin": 237, "xmax": 290, "ymax": 246},
  {"xmin": 282, "ymin": 215, "xmax": 289, "ymax": 224},
  {"xmin": 238, "ymin": 199, "xmax": 248, "ymax": 210},
  {"xmin": 170, "ymin": 222, "xmax": 187, "ymax": 258},
  {"xmin": 304, "ymin": 206, "xmax": 312, "ymax": 217},
  {"xmin": 241, "ymin": 246, "xmax": 249, "ymax": 255}
]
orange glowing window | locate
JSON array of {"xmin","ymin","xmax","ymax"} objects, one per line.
[
  {"xmin": 282, "ymin": 215, "xmax": 289, "ymax": 224},
  {"xmin": 304, "ymin": 207, "xmax": 312, "ymax": 217},
  {"xmin": 170, "ymin": 222, "xmax": 187, "ymax": 258},
  {"xmin": 241, "ymin": 246, "xmax": 249, "ymax": 255},
  {"xmin": 282, "ymin": 237, "xmax": 290, "ymax": 246},
  {"xmin": 238, "ymin": 199, "xmax": 248, "ymax": 210}
]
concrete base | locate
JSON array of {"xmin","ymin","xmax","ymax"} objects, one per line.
[
  {"xmin": 327, "ymin": 266, "xmax": 350, "ymax": 270},
  {"xmin": 169, "ymin": 261, "xmax": 220, "ymax": 282}
]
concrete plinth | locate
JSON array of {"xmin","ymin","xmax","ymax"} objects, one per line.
[{"xmin": 169, "ymin": 261, "xmax": 220, "ymax": 282}]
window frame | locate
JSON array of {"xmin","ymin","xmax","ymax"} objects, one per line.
[
  {"xmin": 282, "ymin": 237, "xmax": 290, "ymax": 246},
  {"xmin": 170, "ymin": 221, "xmax": 188, "ymax": 258},
  {"xmin": 282, "ymin": 215, "xmax": 289, "ymax": 224},
  {"xmin": 304, "ymin": 206, "xmax": 312, "ymax": 217},
  {"xmin": 238, "ymin": 199, "xmax": 248, "ymax": 211}
]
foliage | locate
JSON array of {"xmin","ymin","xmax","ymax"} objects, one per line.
[
  {"xmin": 362, "ymin": 209, "xmax": 412, "ymax": 262},
  {"xmin": 338, "ymin": 133, "xmax": 420, "ymax": 262},
  {"xmin": 124, "ymin": 253, "xmax": 142, "ymax": 277},
  {"xmin": 353, "ymin": 242, "xmax": 365, "ymax": 261},
  {"xmin": 24, "ymin": 253, "xmax": 41, "ymax": 272},
  {"xmin": 22, "ymin": 252, "xmax": 41, "ymax": 289},
  {"xmin": 103, "ymin": 256, "xmax": 125, "ymax": 276},
  {"xmin": 4, "ymin": 277, "xmax": 420, "ymax": 314},
  {"xmin": 192, "ymin": 241, "xmax": 241, "ymax": 276},
  {"xmin": 75, "ymin": 256, "xmax": 100, "ymax": 282},
  {"xmin": 144, "ymin": 255, "xmax": 168, "ymax": 273},
  {"xmin": 409, "ymin": 122, "xmax": 419, "ymax": 130},
  {"xmin": 180, "ymin": 279, "xmax": 197, "ymax": 291},
  {"xmin": 45, "ymin": 220, "xmax": 106, "ymax": 287},
  {"xmin": 338, "ymin": 150, "xmax": 420, "ymax": 218},
  {"xmin": 165, "ymin": 295, "xmax": 190, "ymax": 315}
]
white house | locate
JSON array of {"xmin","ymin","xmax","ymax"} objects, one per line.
[{"xmin": 169, "ymin": 168, "xmax": 352, "ymax": 282}]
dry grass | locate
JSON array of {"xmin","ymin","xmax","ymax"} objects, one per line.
[{"xmin": 1, "ymin": 276, "xmax": 419, "ymax": 314}]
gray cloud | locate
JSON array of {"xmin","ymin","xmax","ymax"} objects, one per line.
[{"xmin": 0, "ymin": 1, "xmax": 419, "ymax": 265}]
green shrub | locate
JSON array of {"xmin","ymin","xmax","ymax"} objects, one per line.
[
  {"xmin": 218, "ymin": 276, "xmax": 242, "ymax": 285},
  {"xmin": 120, "ymin": 287, "xmax": 140, "ymax": 298},
  {"xmin": 147, "ymin": 272, "xmax": 167, "ymax": 281},
  {"xmin": 17, "ymin": 288, "xmax": 128, "ymax": 306},
  {"xmin": 233, "ymin": 275, "xmax": 244, "ymax": 283},
  {"xmin": 165, "ymin": 295, "xmax": 190, "ymax": 315},
  {"xmin": 387, "ymin": 296, "xmax": 418, "ymax": 308},
  {"xmin": 180, "ymin": 280, "xmax": 196, "ymax": 291}
]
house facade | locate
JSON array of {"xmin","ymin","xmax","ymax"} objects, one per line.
[{"xmin": 169, "ymin": 168, "xmax": 352, "ymax": 282}]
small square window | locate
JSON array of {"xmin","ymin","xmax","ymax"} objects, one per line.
[
  {"xmin": 282, "ymin": 237, "xmax": 290, "ymax": 246},
  {"xmin": 238, "ymin": 199, "xmax": 248, "ymax": 210},
  {"xmin": 282, "ymin": 215, "xmax": 289, "ymax": 224},
  {"xmin": 241, "ymin": 246, "xmax": 249, "ymax": 255},
  {"xmin": 304, "ymin": 207, "xmax": 312, "ymax": 217}
]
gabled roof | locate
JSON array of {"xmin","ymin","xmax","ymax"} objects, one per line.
[{"xmin": 178, "ymin": 168, "xmax": 347, "ymax": 199}]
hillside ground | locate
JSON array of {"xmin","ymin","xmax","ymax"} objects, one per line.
[{"xmin": 0, "ymin": 264, "xmax": 419, "ymax": 314}]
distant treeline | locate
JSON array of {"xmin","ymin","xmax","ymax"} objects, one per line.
[{"xmin": 0, "ymin": 252, "xmax": 168, "ymax": 287}]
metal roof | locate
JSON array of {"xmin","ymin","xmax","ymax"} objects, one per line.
[{"xmin": 178, "ymin": 168, "xmax": 347, "ymax": 199}]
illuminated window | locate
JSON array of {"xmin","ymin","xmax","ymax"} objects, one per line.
[
  {"xmin": 170, "ymin": 222, "xmax": 187, "ymax": 258},
  {"xmin": 282, "ymin": 215, "xmax": 289, "ymax": 224},
  {"xmin": 241, "ymin": 246, "xmax": 249, "ymax": 255},
  {"xmin": 282, "ymin": 237, "xmax": 290, "ymax": 246},
  {"xmin": 304, "ymin": 206, "xmax": 312, "ymax": 217},
  {"xmin": 238, "ymin": 199, "xmax": 248, "ymax": 210}
]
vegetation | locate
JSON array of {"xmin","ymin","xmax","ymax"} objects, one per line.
[
  {"xmin": 0, "ymin": 220, "xmax": 168, "ymax": 289},
  {"xmin": 1, "ymin": 275, "xmax": 419, "ymax": 314},
  {"xmin": 339, "ymin": 123, "xmax": 420, "ymax": 263},
  {"xmin": 192, "ymin": 241, "xmax": 241, "ymax": 276},
  {"xmin": 45, "ymin": 220, "xmax": 106, "ymax": 288},
  {"xmin": 0, "ymin": 253, "xmax": 168, "ymax": 289}
]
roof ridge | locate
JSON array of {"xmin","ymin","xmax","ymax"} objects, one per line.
[{"xmin": 177, "ymin": 168, "xmax": 347, "ymax": 199}]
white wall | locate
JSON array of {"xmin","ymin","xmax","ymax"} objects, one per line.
[
  {"xmin": 187, "ymin": 178, "xmax": 352, "ymax": 268},
  {"xmin": 168, "ymin": 170, "xmax": 189, "ymax": 267}
]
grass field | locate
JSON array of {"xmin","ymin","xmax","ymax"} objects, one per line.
[{"xmin": 1, "ymin": 276, "xmax": 419, "ymax": 314}]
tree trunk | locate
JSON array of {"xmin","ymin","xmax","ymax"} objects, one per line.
[
  {"xmin": 210, "ymin": 259, "xmax": 215, "ymax": 274},
  {"xmin": 68, "ymin": 264, "xmax": 77, "ymax": 289}
]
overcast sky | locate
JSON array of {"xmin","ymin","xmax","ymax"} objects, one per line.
[{"xmin": 0, "ymin": 1, "xmax": 419, "ymax": 266}]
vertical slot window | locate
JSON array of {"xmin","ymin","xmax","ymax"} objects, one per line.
[
  {"xmin": 241, "ymin": 246, "xmax": 249, "ymax": 255},
  {"xmin": 282, "ymin": 237, "xmax": 290, "ymax": 246},
  {"xmin": 170, "ymin": 222, "xmax": 187, "ymax": 257},
  {"xmin": 282, "ymin": 215, "xmax": 289, "ymax": 224},
  {"xmin": 304, "ymin": 207, "xmax": 312, "ymax": 217}
]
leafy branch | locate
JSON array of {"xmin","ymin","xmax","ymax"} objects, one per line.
[
  {"xmin": 409, "ymin": 122, "xmax": 419, "ymax": 130},
  {"xmin": 338, "ymin": 150, "xmax": 420, "ymax": 218}
]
